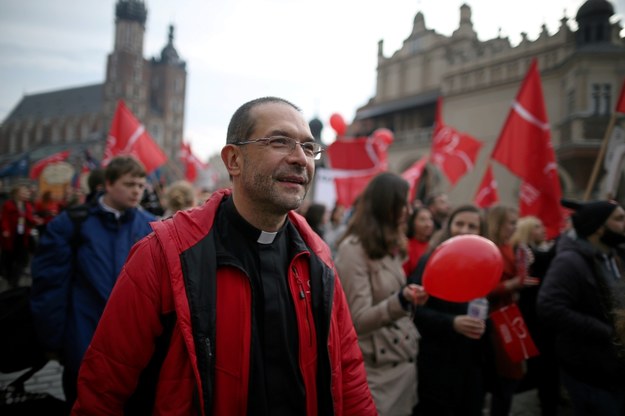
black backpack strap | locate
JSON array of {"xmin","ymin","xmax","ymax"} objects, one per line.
[
  {"xmin": 65, "ymin": 204, "xmax": 90, "ymax": 251},
  {"xmin": 124, "ymin": 312, "xmax": 177, "ymax": 415}
]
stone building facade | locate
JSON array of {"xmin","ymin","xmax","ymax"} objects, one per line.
[
  {"xmin": 0, "ymin": 0, "xmax": 186, "ymax": 166},
  {"xmin": 355, "ymin": 0, "xmax": 625, "ymax": 205}
]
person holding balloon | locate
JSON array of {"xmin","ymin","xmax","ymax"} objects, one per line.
[
  {"xmin": 335, "ymin": 172, "xmax": 428, "ymax": 416},
  {"xmin": 408, "ymin": 204, "xmax": 493, "ymax": 416}
]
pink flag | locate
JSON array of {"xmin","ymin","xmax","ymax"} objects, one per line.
[
  {"xmin": 103, "ymin": 100, "xmax": 168, "ymax": 173},
  {"xmin": 491, "ymin": 59, "xmax": 563, "ymax": 238},
  {"xmin": 401, "ymin": 155, "xmax": 429, "ymax": 203},
  {"xmin": 326, "ymin": 129, "xmax": 392, "ymax": 207},
  {"xmin": 430, "ymin": 97, "xmax": 483, "ymax": 186},
  {"xmin": 180, "ymin": 141, "xmax": 207, "ymax": 182},
  {"xmin": 474, "ymin": 164, "xmax": 499, "ymax": 208},
  {"xmin": 30, "ymin": 150, "xmax": 70, "ymax": 179}
]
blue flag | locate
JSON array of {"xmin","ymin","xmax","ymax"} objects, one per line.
[{"xmin": 0, "ymin": 154, "xmax": 30, "ymax": 178}]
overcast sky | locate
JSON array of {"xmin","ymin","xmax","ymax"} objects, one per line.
[{"xmin": 1, "ymin": 0, "xmax": 623, "ymax": 161}]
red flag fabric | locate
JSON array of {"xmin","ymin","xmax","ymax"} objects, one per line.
[
  {"xmin": 401, "ymin": 155, "xmax": 429, "ymax": 203},
  {"xmin": 180, "ymin": 141, "xmax": 208, "ymax": 182},
  {"xmin": 474, "ymin": 164, "xmax": 499, "ymax": 208},
  {"xmin": 326, "ymin": 132, "xmax": 392, "ymax": 207},
  {"xmin": 103, "ymin": 100, "xmax": 168, "ymax": 173},
  {"xmin": 491, "ymin": 59, "xmax": 563, "ymax": 238},
  {"xmin": 431, "ymin": 98, "xmax": 483, "ymax": 186},
  {"xmin": 30, "ymin": 150, "xmax": 70, "ymax": 179},
  {"xmin": 616, "ymin": 78, "xmax": 625, "ymax": 114}
]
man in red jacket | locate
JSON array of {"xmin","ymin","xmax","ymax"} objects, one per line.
[{"xmin": 73, "ymin": 97, "xmax": 376, "ymax": 415}]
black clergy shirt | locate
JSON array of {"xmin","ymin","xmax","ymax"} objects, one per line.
[{"xmin": 215, "ymin": 196, "xmax": 306, "ymax": 416}]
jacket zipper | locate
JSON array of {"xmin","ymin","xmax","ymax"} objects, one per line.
[{"xmin": 292, "ymin": 265, "xmax": 313, "ymax": 347}]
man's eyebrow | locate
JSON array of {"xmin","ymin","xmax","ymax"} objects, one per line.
[{"xmin": 268, "ymin": 130, "xmax": 315, "ymax": 142}]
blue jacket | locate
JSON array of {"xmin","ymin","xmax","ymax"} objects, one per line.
[{"xmin": 30, "ymin": 200, "xmax": 155, "ymax": 374}]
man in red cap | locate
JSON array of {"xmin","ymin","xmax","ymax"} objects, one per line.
[{"xmin": 537, "ymin": 199, "xmax": 625, "ymax": 415}]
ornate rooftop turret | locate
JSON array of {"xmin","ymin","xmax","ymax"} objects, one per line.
[
  {"xmin": 160, "ymin": 25, "xmax": 184, "ymax": 65},
  {"xmin": 575, "ymin": 0, "xmax": 615, "ymax": 46},
  {"xmin": 116, "ymin": 0, "xmax": 147, "ymax": 26},
  {"xmin": 160, "ymin": 25, "xmax": 182, "ymax": 64}
]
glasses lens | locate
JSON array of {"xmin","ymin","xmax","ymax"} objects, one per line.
[{"xmin": 266, "ymin": 136, "xmax": 323, "ymax": 159}]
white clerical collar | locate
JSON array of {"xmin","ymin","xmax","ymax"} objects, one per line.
[{"xmin": 257, "ymin": 230, "xmax": 278, "ymax": 245}]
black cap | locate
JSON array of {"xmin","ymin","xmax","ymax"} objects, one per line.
[{"xmin": 561, "ymin": 198, "xmax": 618, "ymax": 237}]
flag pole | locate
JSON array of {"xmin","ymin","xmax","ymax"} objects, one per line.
[{"xmin": 583, "ymin": 114, "xmax": 617, "ymax": 201}]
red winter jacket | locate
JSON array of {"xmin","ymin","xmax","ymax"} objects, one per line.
[
  {"xmin": 1, "ymin": 199, "xmax": 36, "ymax": 251},
  {"xmin": 73, "ymin": 189, "xmax": 375, "ymax": 416}
]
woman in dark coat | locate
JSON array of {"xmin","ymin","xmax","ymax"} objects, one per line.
[{"xmin": 410, "ymin": 204, "xmax": 488, "ymax": 416}]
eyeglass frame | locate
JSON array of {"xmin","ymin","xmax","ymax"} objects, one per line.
[{"xmin": 232, "ymin": 136, "xmax": 325, "ymax": 160}]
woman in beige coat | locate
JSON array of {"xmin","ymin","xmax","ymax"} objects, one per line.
[{"xmin": 335, "ymin": 172, "xmax": 428, "ymax": 416}]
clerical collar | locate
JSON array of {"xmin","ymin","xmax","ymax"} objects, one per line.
[{"xmin": 223, "ymin": 196, "xmax": 287, "ymax": 245}]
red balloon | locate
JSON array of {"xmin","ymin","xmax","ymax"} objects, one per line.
[
  {"xmin": 329, "ymin": 113, "xmax": 347, "ymax": 136},
  {"xmin": 422, "ymin": 235, "xmax": 503, "ymax": 302},
  {"xmin": 372, "ymin": 128, "xmax": 394, "ymax": 145}
]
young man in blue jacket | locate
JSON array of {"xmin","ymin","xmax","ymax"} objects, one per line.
[{"xmin": 30, "ymin": 155, "xmax": 156, "ymax": 409}]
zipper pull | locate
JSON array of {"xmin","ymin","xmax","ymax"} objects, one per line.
[{"xmin": 293, "ymin": 266, "xmax": 306, "ymax": 299}]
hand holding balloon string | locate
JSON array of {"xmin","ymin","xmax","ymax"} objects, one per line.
[{"xmin": 402, "ymin": 283, "xmax": 429, "ymax": 306}]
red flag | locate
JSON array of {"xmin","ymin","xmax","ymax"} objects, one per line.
[
  {"xmin": 326, "ymin": 131, "xmax": 392, "ymax": 207},
  {"xmin": 491, "ymin": 59, "xmax": 562, "ymax": 238},
  {"xmin": 401, "ymin": 155, "xmax": 429, "ymax": 203},
  {"xmin": 616, "ymin": 78, "xmax": 625, "ymax": 114},
  {"xmin": 103, "ymin": 100, "xmax": 168, "ymax": 173},
  {"xmin": 29, "ymin": 150, "xmax": 70, "ymax": 179},
  {"xmin": 431, "ymin": 98, "xmax": 483, "ymax": 186},
  {"xmin": 180, "ymin": 141, "xmax": 208, "ymax": 182},
  {"xmin": 474, "ymin": 164, "xmax": 499, "ymax": 208}
]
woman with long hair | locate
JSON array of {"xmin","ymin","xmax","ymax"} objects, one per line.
[
  {"xmin": 485, "ymin": 205, "xmax": 535, "ymax": 416},
  {"xmin": 510, "ymin": 216, "xmax": 560, "ymax": 416},
  {"xmin": 409, "ymin": 204, "xmax": 488, "ymax": 416},
  {"xmin": 335, "ymin": 172, "xmax": 428, "ymax": 416}
]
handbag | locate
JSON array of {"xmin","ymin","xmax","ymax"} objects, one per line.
[{"xmin": 490, "ymin": 303, "xmax": 539, "ymax": 363}]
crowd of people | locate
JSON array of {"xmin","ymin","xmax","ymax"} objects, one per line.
[{"xmin": 1, "ymin": 95, "xmax": 624, "ymax": 416}]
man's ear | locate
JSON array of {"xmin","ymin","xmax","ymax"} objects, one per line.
[{"xmin": 221, "ymin": 145, "xmax": 242, "ymax": 177}]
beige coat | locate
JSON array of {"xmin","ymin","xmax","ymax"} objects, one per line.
[{"xmin": 335, "ymin": 235, "xmax": 420, "ymax": 416}]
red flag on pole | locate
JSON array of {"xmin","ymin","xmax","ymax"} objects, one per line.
[
  {"xmin": 29, "ymin": 150, "xmax": 70, "ymax": 179},
  {"xmin": 430, "ymin": 97, "xmax": 483, "ymax": 186},
  {"xmin": 491, "ymin": 59, "xmax": 563, "ymax": 238},
  {"xmin": 180, "ymin": 141, "xmax": 207, "ymax": 182},
  {"xmin": 616, "ymin": 78, "xmax": 625, "ymax": 114},
  {"xmin": 474, "ymin": 164, "xmax": 499, "ymax": 208},
  {"xmin": 103, "ymin": 100, "xmax": 168, "ymax": 173},
  {"xmin": 401, "ymin": 155, "xmax": 429, "ymax": 203},
  {"xmin": 326, "ymin": 130, "xmax": 392, "ymax": 207}
]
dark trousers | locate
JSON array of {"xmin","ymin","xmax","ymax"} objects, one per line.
[
  {"xmin": 560, "ymin": 370, "xmax": 625, "ymax": 416},
  {"xmin": 62, "ymin": 367, "xmax": 78, "ymax": 415},
  {"xmin": 489, "ymin": 377, "xmax": 519, "ymax": 416},
  {"xmin": 1, "ymin": 236, "xmax": 28, "ymax": 287}
]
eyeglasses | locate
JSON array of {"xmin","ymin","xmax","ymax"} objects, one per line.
[{"xmin": 233, "ymin": 136, "xmax": 325, "ymax": 160}]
